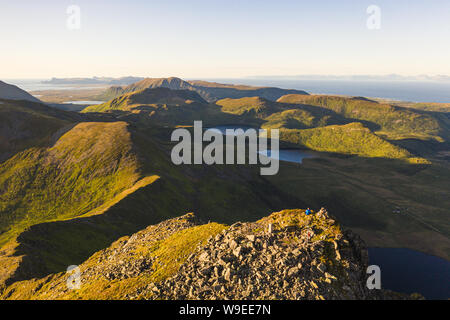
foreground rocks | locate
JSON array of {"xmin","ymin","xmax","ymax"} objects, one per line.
[
  {"xmin": 140, "ymin": 209, "xmax": 410, "ymax": 300},
  {"xmin": 1, "ymin": 209, "xmax": 418, "ymax": 300}
]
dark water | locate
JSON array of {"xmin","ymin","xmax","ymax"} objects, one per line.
[
  {"xmin": 368, "ymin": 248, "xmax": 450, "ymax": 299},
  {"xmin": 258, "ymin": 149, "xmax": 317, "ymax": 164}
]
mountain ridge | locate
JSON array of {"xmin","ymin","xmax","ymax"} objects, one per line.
[
  {"xmin": 0, "ymin": 209, "xmax": 418, "ymax": 300},
  {"xmin": 97, "ymin": 77, "xmax": 309, "ymax": 102}
]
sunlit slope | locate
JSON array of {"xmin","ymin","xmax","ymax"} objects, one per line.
[
  {"xmin": 279, "ymin": 123, "xmax": 417, "ymax": 160},
  {"xmin": 216, "ymin": 96, "xmax": 350, "ymax": 129},
  {"xmin": 216, "ymin": 97, "xmax": 417, "ymax": 160},
  {"xmin": 277, "ymin": 95, "xmax": 448, "ymax": 141},
  {"xmin": 0, "ymin": 122, "xmax": 143, "ymax": 247}
]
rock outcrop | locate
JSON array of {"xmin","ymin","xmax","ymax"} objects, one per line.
[
  {"xmin": 0, "ymin": 209, "xmax": 414, "ymax": 300},
  {"xmin": 144, "ymin": 208, "xmax": 393, "ymax": 300}
]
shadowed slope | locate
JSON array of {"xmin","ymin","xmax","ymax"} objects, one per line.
[
  {"xmin": 0, "ymin": 99, "xmax": 85, "ymax": 161},
  {"xmin": 0, "ymin": 81, "xmax": 41, "ymax": 103}
]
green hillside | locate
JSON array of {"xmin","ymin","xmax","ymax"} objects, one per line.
[
  {"xmin": 0, "ymin": 99, "xmax": 85, "ymax": 161},
  {"xmin": 216, "ymin": 97, "xmax": 282, "ymax": 118},
  {"xmin": 279, "ymin": 122, "xmax": 414, "ymax": 160},
  {"xmin": 216, "ymin": 96, "xmax": 350, "ymax": 129},
  {"xmin": 277, "ymin": 94, "xmax": 447, "ymax": 141},
  {"xmin": 0, "ymin": 122, "xmax": 144, "ymax": 247}
]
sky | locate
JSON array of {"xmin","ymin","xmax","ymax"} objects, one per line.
[{"xmin": 0, "ymin": 0, "xmax": 449, "ymax": 79}]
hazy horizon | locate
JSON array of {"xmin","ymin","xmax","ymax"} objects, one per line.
[
  {"xmin": 4, "ymin": 74, "xmax": 450, "ymax": 81},
  {"xmin": 1, "ymin": 0, "xmax": 449, "ymax": 78}
]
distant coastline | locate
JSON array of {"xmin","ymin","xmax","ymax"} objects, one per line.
[{"xmin": 5, "ymin": 77, "xmax": 450, "ymax": 103}]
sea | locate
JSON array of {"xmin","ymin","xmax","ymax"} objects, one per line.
[
  {"xmin": 209, "ymin": 78, "xmax": 450, "ymax": 103},
  {"xmin": 5, "ymin": 78, "xmax": 450, "ymax": 103}
]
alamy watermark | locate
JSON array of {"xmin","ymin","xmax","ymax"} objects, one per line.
[
  {"xmin": 66, "ymin": 265, "xmax": 81, "ymax": 290},
  {"xmin": 367, "ymin": 5, "xmax": 381, "ymax": 30},
  {"xmin": 66, "ymin": 5, "xmax": 81, "ymax": 30},
  {"xmin": 366, "ymin": 265, "xmax": 381, "ymax": 289},
  {"xmin": 171, "ymin": 121, "xmax": 279, "ymax": 176}
]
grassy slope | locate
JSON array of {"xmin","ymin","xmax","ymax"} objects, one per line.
[
  {"xmin": 279, "ymin": 123, "xmax": 416, "ymax": 160},
  {"xmin": 216, "ymin": 97, "xmax": 417, "ymax": 160},
  {"xmin": 216, "ymin": 96, "xmax": 348, "ymax": 128},
  {"xmin": 0, "ymin": 99, "xmax": 84, "ymax": 161},
  {"xmin": 277, "ymin": 95, "xmax": 447, "ymax": 141},
  {"xmin": 0, "ymin": 122, "xmax": 143, "ymax": 247}
]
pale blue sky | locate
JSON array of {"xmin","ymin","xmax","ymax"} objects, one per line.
[{"xmin": 1, "ymin": 0, "xmax": 449, "ymax": 78}]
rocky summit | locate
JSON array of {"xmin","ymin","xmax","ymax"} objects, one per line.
[
  {"xmin": 147, "ymin": 209, "xmax": 404, "ymax": 300},
  {"xmin": 1, "ymin": 209, "xmax": 415, "ymax": 300}
]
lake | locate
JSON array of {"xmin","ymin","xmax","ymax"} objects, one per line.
[
  {"xmin": 368, "ymin": 247, "xmax": 450, "ymax": 299},
  {"xmin": 258, "ymin": 149, "xmax": 317, "ymax": 164},
  {"xmin": 63, "ymin": 100, "xmax": 104, "ymax": 105},
  {"xmin": 206, "ymin": 125, "xmax": 318, "ymax": 164}
]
